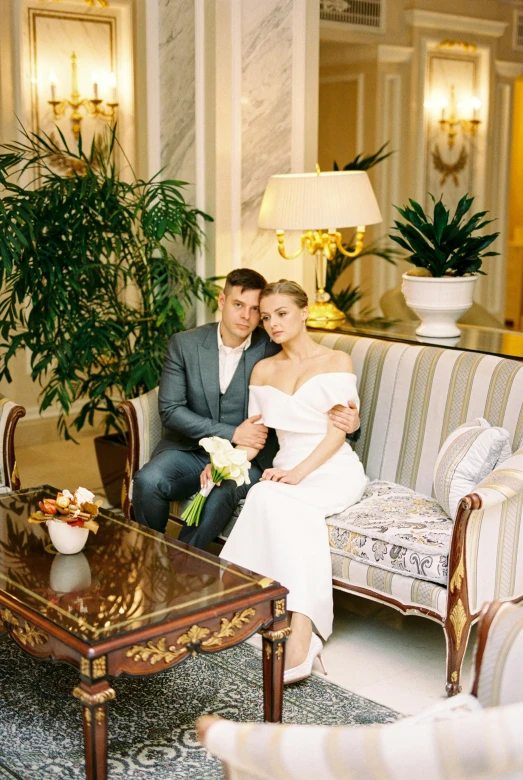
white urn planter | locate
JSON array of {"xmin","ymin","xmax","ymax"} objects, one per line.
[
  {"xmin": 47, "ymin": 519, "xmax": 89, "ymax": 555},
  {"xmin": 401, "ymin": 273, "xmax": 478, "ymax": 338}
]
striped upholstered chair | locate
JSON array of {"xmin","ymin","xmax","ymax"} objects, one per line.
[
  {"xmin": 0, "ymin": 394, "xmax": 25, "ymax": 493},
  {"xmin": 199, "ymin": 600, "xmax": 523, "ymax": 780},
  {"xmin": 119, "ymin": 333, "xmax": 523, "ymax": 695}
]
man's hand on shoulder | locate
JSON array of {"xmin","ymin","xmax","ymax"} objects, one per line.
[
  {"xmin": 329, "ymin": 401, "xmax": 360, "ymax": 434},
  {"xmin": 232, "ymin": 415, "xmax": 268, "ymax": 450}
]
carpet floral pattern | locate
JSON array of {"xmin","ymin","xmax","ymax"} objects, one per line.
[{"xmin": 0, "ymin": 635, "xmax": 399, "ymax": 779}]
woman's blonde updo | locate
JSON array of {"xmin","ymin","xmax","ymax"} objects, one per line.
[{"xmin": 260, "ymin": 279, "xmax": 308, "ymax": 309}]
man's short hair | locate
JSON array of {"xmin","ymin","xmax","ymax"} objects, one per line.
[{"xmin": 224, "ymin": 268, "xmax": 267, "ymax": 295}]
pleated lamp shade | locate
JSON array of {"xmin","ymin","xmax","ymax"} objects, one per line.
[{"xmin": 258, "ymin": 170, "xmax": 382, "ymax": 231}]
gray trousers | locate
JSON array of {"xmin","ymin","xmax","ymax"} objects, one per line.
[{"xmin": 132, "ymin": 448, "xmax": 263, "ymax": 550}]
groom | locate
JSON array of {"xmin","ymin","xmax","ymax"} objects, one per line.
[{"xmin": 133, "ymin": 268, "xmax": 360, "ymax": 549}]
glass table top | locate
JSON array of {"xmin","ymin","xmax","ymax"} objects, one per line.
[
  {"xmin": 318, "ymin": 320, "xmax": 523, "ymax": 361},
  {"xmin": 0, "ymin": 487, "xmax": 272, "ymax": 644}
]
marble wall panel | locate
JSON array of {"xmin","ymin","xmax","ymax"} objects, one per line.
[
  {"xmin": 240, "ymin": 0, "xmax": 299, "ymax": 282},
  {"xmin": 158, "ymin": 0, "xmax": 197, "ymax": 279}
]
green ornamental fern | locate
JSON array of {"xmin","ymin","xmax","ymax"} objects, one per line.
[
  {"xmin": 0, "ymin": 126, "xmax": 219, "ymax": 440},
  {"xmin": 389, "ymin": 193, "xmax": 499, "ymax": 277}
]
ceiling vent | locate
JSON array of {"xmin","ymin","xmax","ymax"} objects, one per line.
[
  {"xmin": 320, "ymin": 0, "xmax": 383, "ymax": 30},
  {"xmin": 514, "ymin": 10, "xmax": 523, "ymax": 50}
]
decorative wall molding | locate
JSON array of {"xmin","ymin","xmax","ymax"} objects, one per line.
[
  {"xmin": 495, "ymin": 60, "xmax": 523, "ymax": 79},
  {"xmin": 231, "ymin": 0, "xmax": 242, "ymax": 271},
  {"xmin": 377, "ymin": 45, "xmax": 414, "ymax": 64},
  {"xmin": 404, "ymin": 10, "xmax": 508, "ymax": 39},
  {"xmin": 145, "ymin": 0, "xmax": 160, "ymax": 178},
  {"xmin": 482, "ymin": 82, "xmax": 511, "ymax": 319},
  {"xmin": 194, "ymin": 0, "xmax": 207, "ymax": 325},
  {"xmin": 375, "ymin": 72, "xmax": 401, "ymax": 310},
  {"xmin": 291, "ymin": 0, "xmax": 306, "ymax": 172}
]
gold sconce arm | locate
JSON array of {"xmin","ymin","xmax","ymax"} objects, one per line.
[
  {"xmin": 275, "ymin": 230, "xmax": 305, "ymax": 260},
  {"xmin": 276, "ymin": 227, "xmax": 366, "ymax": 262},
  {"xmin": 327, "ymin": 227, "xmax": 366, "ymax": 259}
]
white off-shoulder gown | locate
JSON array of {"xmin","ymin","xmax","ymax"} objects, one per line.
[{"xmin": 221, "ymin": 372, "xmax": 368, "ymax": 640}]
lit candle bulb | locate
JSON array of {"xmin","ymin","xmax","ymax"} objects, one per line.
[
  {"xmin": 439, "ymin": 98, "xmax": 448, "ymax": 120},
  {"xmin": 109, "ymin": 72, "xmax": 117, "ymax": 103},
  {"xmin": 471, "ymin": 97, "xmax": 481, "ymax": 120},
  {"xmin": 49, "ymin": 70, "xmax": 57, "ymax": 101},
  {"xmin": 92, "ymin": 72, "xmax": 99, "ymax": 100}
]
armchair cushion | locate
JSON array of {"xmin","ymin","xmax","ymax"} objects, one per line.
[
  {"xmin": 326, "ymin": 480, "xmax": 452, "ymax": 585},
  {"xmin": 433, "ymin": 418, "xmax": 512, "ymax": 519}
]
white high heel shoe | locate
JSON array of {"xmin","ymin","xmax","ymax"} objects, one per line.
[{"xmin": 283, "ymin": 633, "xmax": 328, "ymax": 685}]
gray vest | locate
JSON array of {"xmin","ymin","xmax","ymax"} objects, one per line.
[{"xmin": 218, "ymin": 352, "xmax": 248, "ymax": 426}]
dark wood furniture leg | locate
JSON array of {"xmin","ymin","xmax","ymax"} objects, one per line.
[
  {"xmin": 259, "ymin": 597, "xmax": 290, "ymax": 723},
  {"xmin": 73, "ymin": 680, "xmax": 116, "ymax": 780}
]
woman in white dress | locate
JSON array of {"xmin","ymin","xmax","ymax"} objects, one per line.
[{"xmin": 220, "ymin": 280, "xmax": 368, "ymax": 683}]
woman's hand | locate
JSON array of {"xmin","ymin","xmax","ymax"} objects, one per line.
[
  {"xmin": 261, "ymin": 468, "xmax": 302, "ymax": 484},
  {"xmin": 200, "ymin": 463, "xmax": 222, "ymax": 489}
]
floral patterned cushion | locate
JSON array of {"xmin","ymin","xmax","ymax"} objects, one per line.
[{"xmin": 326, "ymin": 481, "xmax": 453, "ymax": 585}]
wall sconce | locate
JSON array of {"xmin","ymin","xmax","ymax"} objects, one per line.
[
  {"xmin": 48, "ymin": 52, "xmax": 118, "ymax": 141},
  {"xmin": 425, "ymin": 85, "xmax": 481, "ymax": 149},
  {"xmin": 258, "ymin": 168, "xmax": 382, "ymax": 328}
]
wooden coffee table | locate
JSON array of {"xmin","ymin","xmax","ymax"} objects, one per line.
[{"xmin": 0, "ymin": 487, "xmax": 289, "ymax": 780}]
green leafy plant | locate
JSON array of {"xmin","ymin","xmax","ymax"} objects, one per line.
[
  {"xmin": 333, "ymin": 141, "xmax": 393, "ymax": 172},
  {"xmin": 327, "ymin": 142, "xmax": 399, "ymax": 320},
  {"xmin": 389, "ymin": 193, "xmax": 499, "ymax": 277},
  {"xmin": 325, "ymin": 237, "xmax": 399, "ymax": 320},
  {"xmin": 0, "ymin": 127, "xmax": 219, "ymax": 440}
]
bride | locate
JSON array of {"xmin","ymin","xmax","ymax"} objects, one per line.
[{"xmin": 219, "ymin": 279, "xmax": 368, "ymax": 684}]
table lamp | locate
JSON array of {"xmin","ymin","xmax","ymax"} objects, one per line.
[{"xmin": 258, "ymin": 167, "xmax": 382, "ymax": 328}]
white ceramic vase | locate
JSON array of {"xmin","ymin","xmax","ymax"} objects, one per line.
[
  {"xmin": 50, "ymin": 552, "xmax": 92, "ymax": 593},
  {"xmin": 401, "ymin": 273, "xmax": 478, "ymax": 338},
  {"xmin": 47, "ymin": 519, "xmax": 89, "ymax": 555}
]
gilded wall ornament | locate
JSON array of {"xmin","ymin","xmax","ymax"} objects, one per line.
[{"xmin": 432, "ymin": 144, "xmax": 468, "ymax": 187}]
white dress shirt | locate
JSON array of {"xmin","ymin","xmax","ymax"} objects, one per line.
[{"xmin": 217, "ymin": 325, "xmax": 252, "ymax": 394}]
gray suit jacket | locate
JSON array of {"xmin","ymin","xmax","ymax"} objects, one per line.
[{"xmin": 155, "ymin": 323, "xmax": 280, "ymax": 469}]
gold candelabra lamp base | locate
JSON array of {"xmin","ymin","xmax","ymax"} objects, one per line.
[{"xmin": 275, "ymin": 226, "xmax": 365, "ymax": 329}]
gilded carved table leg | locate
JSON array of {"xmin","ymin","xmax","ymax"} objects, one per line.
[
  {"xmin": 72, "ymin": 680, "xmax": 116, "ymax": 780},
  {"xmin": 259, "ymin": 598, "xmax": 290, "ymax": 723}
]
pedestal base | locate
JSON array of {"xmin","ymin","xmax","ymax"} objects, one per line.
[{"xmin": 307, "ymin": 301, "xmax": 346, "ymax": 330}]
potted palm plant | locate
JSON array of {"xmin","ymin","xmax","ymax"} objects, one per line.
[
  {"xmin": 0, "ymin": 127, "xmax": 219, "ymax": 505},
  {"xmin": 390, "ymin": 194, "xmax": 499, "ymax": 337}
]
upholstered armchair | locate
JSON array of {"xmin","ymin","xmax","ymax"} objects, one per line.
[
  {"xmin": 199, "ymin": 599, "xmax": 523, "ymax": 780},
  {"xmin": 0, "ymin": 394, "xmax": 25, "ymax": 493}
]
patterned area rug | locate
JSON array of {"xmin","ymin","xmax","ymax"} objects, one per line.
[{"xmin": 0, "ymin": 635, "xmax": 399, "ymax": 779}]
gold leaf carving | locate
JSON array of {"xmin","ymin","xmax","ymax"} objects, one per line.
[
  {"xmin": 13, "ymin": 623, "xmax": 48, "ymax": 647},
  {"xmin": 93, "ymin": 657, "xmax": 107, "ymax": 678},
  {"xmin": 95, "ymin": 709, "xmax": 105, "ymax": 725},
  {"xmin": 276, "ymin": 644, "xmax": 284, "ymax": 661},
  {"xmin": 274, "ymin": 599, "xmax": 286, "ymax": 617},
  {"xmin": 450, "ymin": 553, "xmax": 465, "ymax": 593},
  {"xmin": 450, "ymin": 599, "xmax": 467, "ymax": 649},
  {"xmin": 84, "ymin": 709, "xmax": 92, "ymax": 725},
  {"xmin": 125, "ymin": 637, "xmax": 186, "ymax": 666},
  {"xmin": 259, "ymin": 627, "xmax": 292, "ymax": 642},
  {"xmin": 265, "ymin": 644, "xmax": 272, "ymax": 660},
  {"xmin": 0, "ymin": 608, "xmax": 19, "ymax": 626},
  {"xmin": 202, "ymin": 609, "xmax": 256, "ymax": 648},
  {"xmin": 451, "ymin": 671, "xmax": 458, "ymax": 682},
  {"xmin": 178, "ymin": 625, "xmax": 210, "ymax": 647},
  {"xmin": 80, "ymin": 658, "xmax": 90, "ymax": 676},
  {"xmin": 432, "ymin": 144, "xmax": 468, "ymax": 186},
  {"xmin": 73, "ymin": 687, "xmax": 116, "ymax": 706}
]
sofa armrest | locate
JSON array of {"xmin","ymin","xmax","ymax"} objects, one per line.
[
  {"xmin": 201, "ymin": 706, "xmax": 523, "ymax": 780},
  {"xmin": 462, "ymin": 449, "xmax": 523, "ymax": 614},
  {"xmin": 0, "ymin": 396, "xmax": 26, "ymax": 491},
  {"xmin": 118, "ymin": 387, "xmax": 161, "ymax": 518},
  {"xmin": 471, "ymin": 600, "xmax": 523, "ymax": 708}
]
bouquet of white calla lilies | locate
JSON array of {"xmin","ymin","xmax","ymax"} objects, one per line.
[{"xmin": 181, "ymin": 437, "xmax": 251, "ymax": 527}]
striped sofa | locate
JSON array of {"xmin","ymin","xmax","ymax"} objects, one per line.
[
  {"xmin": 119, "ymin": 333, "xmax": 523, "ymax": 696},
  {"xmin": 200, "ymin": 600, "xmax": 523, "ymax": 780}
]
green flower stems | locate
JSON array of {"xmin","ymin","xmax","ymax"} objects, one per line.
[{"xmin": 181, "ymin": 466, "xmax": 230, "ymax": 526}]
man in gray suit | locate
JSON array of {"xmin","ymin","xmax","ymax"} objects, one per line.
[{"xmin": 133, "ymin": 268, "xmax": 359, "ymax": 549}]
